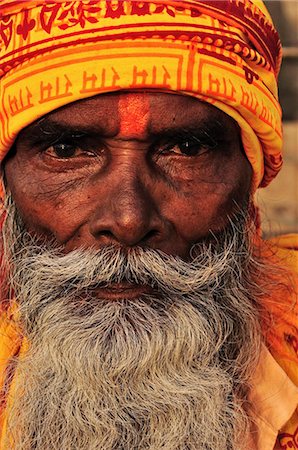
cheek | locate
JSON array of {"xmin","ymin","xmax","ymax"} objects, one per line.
[
  {"xmin": 163, "ymin": 159, "xmax": 252, "ymax": 241},
  {"xmin": 4, "ymin": 157, "xmax": 93, "ymax": 241},
  {"xmin": 164, "ymin": 188, "xmax": 231, "ymax": 241}
]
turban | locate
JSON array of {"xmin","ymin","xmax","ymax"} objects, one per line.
[{"xmin": 0, "ymin": 0, "xmax": 282, "ymax": 190}]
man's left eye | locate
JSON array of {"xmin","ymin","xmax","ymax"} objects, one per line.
[
  {"xmin": 45, "ymin": 143, "xmax": 94, "ymax": 159},
  {"xmin": 163, "ymin": 139, "xmax": 210, "ymax": 157}
]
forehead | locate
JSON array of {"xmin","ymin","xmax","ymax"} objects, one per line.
[{"xmin": 22, "ymin": 92, "xmax": 239, "ymax": 139}]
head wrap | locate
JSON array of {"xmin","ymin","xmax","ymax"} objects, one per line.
[{"xmin": 0, "ymin": 0, "xmax": 282, "ymax": 190}]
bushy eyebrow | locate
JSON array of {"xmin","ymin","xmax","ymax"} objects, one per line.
[
  {"xmin": 18, "ymin": 118, "xmax": 107, "ymax": 144},
  {"xmin": 151, "ymin": 121, "xmax": 239, "ymax": 155},
  {"xmin": 152, "ymin": 120, "xmax": 227, "ymax": 139},
  {"xmin": 18, "ymin": 115, "xmax": 236, "ymax": 147}
]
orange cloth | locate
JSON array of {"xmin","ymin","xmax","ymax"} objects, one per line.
[
  {"xmin": 0, "ymin": 0, "xmax": 282, "ymax": 190},
  {"xmin": 256, "ymin": 240, "xmax": 298, "ymax": 449},
  {"xmin": 248, "ymin": 345, "xmax": 298, "ymax": 450}
]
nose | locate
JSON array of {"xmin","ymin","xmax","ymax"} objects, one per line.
[{"xmin": 89, "ymin": 172, "xmax": 165, "ymax": 247}]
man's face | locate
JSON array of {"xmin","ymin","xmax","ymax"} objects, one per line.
[
  {"xmin": 2, "ymin": 93, "xmax": 258, "ymax": 450},
  {"xmin": 5, "ymin": 92, "xmax": 252, "ymax": 261}
]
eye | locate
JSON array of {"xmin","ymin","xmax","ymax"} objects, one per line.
[
  {"xmin": 161, "ymin": 136, "xmax": 215, "ymax": 157},
  {"xmin": 45, "ymin": 142, "xmax": 95, "ymax": 159},
  {"xmin": 170, "ymin": 139, "xmax": 206, "ymax": 156}
]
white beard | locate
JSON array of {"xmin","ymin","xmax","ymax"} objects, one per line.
[{"xmin": 2, "ymin": 198, "xmax": 262, "ymax": 450}]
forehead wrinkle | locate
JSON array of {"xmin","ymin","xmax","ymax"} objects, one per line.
[{"xmin": 118, "ymin": 94, "xmax": 150, "ymax": 139}]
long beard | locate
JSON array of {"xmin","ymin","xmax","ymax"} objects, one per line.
[{"xmin": 2, "ymin": 197, "xmax": 262, "ymax": 450}]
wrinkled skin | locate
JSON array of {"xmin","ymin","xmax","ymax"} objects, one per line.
[{"xmin": 5, "ymin": 92, "xmax": 252, "ymax": 259}]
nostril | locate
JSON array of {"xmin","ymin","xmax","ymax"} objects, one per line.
[
  {"xmin": 143, "ymin": 229, "xmax": 159, "ymax": 241},
  {"xmin": 99, "ymin": 230, "xmax": 115, "ymax": 239}
]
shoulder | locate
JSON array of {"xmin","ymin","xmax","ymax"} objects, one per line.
[
  {"xmin": 269, "ymin": 233, "xmax": 298, "ymax": 271},
  {"xmin": 260, "ymin": 234, "xmax": 298, "ymax": 385}
]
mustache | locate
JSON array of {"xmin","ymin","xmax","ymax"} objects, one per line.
[
  {"xmin": 9, "ymin": 217, "xmax": 257, "ymax": 349},
  {"xmin": 10, "ymin": 224, "xmax": 249, "ymax": 297}
]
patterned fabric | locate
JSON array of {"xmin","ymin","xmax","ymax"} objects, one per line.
[{"xmin": 0, "ymin": 0, "xmax": 282, "ymax": 191}]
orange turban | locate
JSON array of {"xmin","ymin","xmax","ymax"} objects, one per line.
[{"xmin": 0, "ymin": 0, "xmax": 282, "ymax": 190}]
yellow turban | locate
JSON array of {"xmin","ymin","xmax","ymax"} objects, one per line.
[{"xmin": 0, "ymin": 0, "xmax": 282, "ymax": 190}]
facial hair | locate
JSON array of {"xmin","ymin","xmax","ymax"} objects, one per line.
[{"xmin": 2, "ymin": 195, "xmax": 262, "ymax": 450}]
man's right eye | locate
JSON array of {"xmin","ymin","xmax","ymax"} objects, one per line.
[{"xmin": 45, "ymin": 143, "xmax": 96, "ymax": 159}]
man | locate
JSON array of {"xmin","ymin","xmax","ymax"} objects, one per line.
[{"xmin": 0, "ymin": 1, "xmax": 297, "ymax": 449}]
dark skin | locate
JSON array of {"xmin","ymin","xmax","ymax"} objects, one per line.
[{"xmin": 5, "ymin": 92, "xmax": 252, "ymax": 261}]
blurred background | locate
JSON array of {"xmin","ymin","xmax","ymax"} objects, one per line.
[{"xmin": 256, "ymin": 1, "xmax": 298, "ymax": 236}]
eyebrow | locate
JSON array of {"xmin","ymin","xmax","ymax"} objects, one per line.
[
  {"xmin": 19, "ymin": 116, "xmax": 234, "ymax": 146},
  {"xmin": 150, "ymin": 119, "xmax": 231, "ymax": 142},
  {"xmin": 19, "ymin": 118, "xmax": 109, "ymax": 144}
]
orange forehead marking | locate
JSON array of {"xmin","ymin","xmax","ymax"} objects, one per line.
[{"xmin": 118, "ymin": 94, "xmax": 150, "ymax": 138}]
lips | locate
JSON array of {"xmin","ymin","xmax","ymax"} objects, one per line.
[{"xmin": 94, "ymin": 283, "xmax": 154, "ymax": 299}]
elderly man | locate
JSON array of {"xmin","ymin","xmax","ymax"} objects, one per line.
[{"xmin": 0, "ymin": 1, "xmax": 297, "ymax": 449}]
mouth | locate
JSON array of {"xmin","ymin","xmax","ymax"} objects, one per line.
[{"xmin": 94, "ymin": 283, "xmax": 154, "ymax": 300}]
